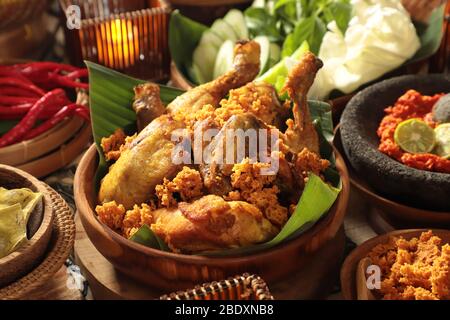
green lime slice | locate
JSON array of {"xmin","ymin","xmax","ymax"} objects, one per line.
[
  {"xmin": 394, "ymin": 119, "xmax": 436, "ymax": 154},
  {"xmin": 433, "ymin": 123, "xmax": 450, "ymax": 159}
]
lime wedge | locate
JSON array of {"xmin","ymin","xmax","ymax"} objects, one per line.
[
  {"xmin": 433, "ymin": 123, "xmax": 450, "ymax": 159},
  {"xmin": 394, "ymin": 119, "xmax": 436, "ymax": 154}
]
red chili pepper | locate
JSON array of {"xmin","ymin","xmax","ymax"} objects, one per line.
[
  {"xmin": 48, "ymin": 74, "xmax": 89, "ymax": 90},
  {"xmin": 0, "ymin": 89, "xmax": 66, "ymax": 147},
  {"xmin": 67, "ymin": 69, "xmax": 88, "ymax": 80},
  {"xmin": 0, "ymin": 87, "xmax": 40, "ymax": 97},
  {"xmin": 20, "ymin": 62, "xmax": 80, "ymax": 73},
  {"xmin": 0, "ymin": 96, "xmax": 38, "ymax": 105},
  {"xmin": 0, "ymin": 77, "xmax": 45, "ymax": 96},
  {"xmin": 0, "ymin": 104, "xmax": 64, "ymax": 119},
  {"xmin": 23, "ymin": 103, "xmax": 89, "ymax": 140}
]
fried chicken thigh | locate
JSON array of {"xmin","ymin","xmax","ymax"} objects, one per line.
[{"xmin": 151, "ymin": 195, "xmax": 278, "ymax": 253}]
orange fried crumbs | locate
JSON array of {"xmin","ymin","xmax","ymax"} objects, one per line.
[
  {"xmin": 100, "ymin": 129, "xmax": 136, "ymax": 161},
  {"xmin": 156, "ymin": 167, "xmax": 204, "ymax": 207},
  {"xmin": 230, "ymin": 158, "xmax": 288, "ymax": 226},
  {"xmin": 95, "ymin": 201, "xmax": 126, "ymax": 231},
  {"xmin": 368, "ymin": 231, "xmax": 450, "ymax": 300},
  {"xmin": 230, "ymin": 159, "xmax": 276, "ymax": 193},
  {"xmin": 294, "ymin": 148, "xmax": 330, "ymax": 182},
  {"xmin": 122, "ymin": 203, "xmax": 155, "ymax": 238}
]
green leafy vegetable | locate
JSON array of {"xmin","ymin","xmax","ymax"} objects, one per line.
[
  {"xmin": 169, "ymin": 10, "xmax": 208, "ymax": 81},
  {"xmin": 129, "ymin": 224, "xmax": 169, "ymax": 251},
  {"xmin": 282, "ymin": 15, "xmax": 326, "ymax": 56},
  {"xmin": 411, "ymin": 4, "xmax": 446, "ymax": 62}
]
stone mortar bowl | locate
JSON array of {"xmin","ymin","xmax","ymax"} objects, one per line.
[{"xmin": 341, "ymin": 74, "xmax": 450, "ymax": 212}]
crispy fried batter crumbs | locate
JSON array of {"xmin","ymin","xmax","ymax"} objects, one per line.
[
  {"xmin": 230, "ymin": 159, "xmax": 276, "ymax": 193},
  {"xmin": 219, "ymin": 82, "xmax": 287, "ymax": 126},
  {"xmin": 245, "ymin": 186, "xmax": 288, "ymax": 226},
  {"xmin": 100, "ymin": 129, "xmax": 136, "ymax": 161},
  {"xmin": 368, "ymin": 231, "xmax": 450, "ymax": 300},
  {"xmin": 294, "ymin": 148, "xmax": 330, "ymax": 182},
  {"xmin": 229, "ymin": 159, "xmax": 288, "ymax": 226},
  {"xmin": 122, "ymin": 203, "xmax": 155, "ymax": 238},
  {"xmin": 95, "ymin": 201, "xmax": 126, "ymax": 231},
  {"xmin": 156, "ymin": 167, "xmax": 204, "ymax": 207},
  {"xmin": 101, "ymin": 129, "xmax": 126, "ymax": 161}
]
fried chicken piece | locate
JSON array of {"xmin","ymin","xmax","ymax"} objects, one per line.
[
  {"xmin": 281, "ymin": 52, "xmax": 323, "ymax": 155},
  {"xmin": 133, "ymin": 83, "xmax": 166, "ymax": 132},
  {"xmin": 168, "ymin": 40, "xmax": 261, "ymax": 116},
  {"xmin": 95, "ymin": 201, "xmax": 126, "ymax": 231},
  {"xmin": 101, "ymin": 129, "xmax": 126, "ymax": 161},
  {"xmin": 150, "ymin": 195, "xmax": 278, "ymax": 253},
  {"xmin": 99, "ymin": 115, "xmax": 185, "ymax": 209},
  {"xmin": 155, "ymin": 167, "xmax": 204, "ymax": 207},
  {"xmin": 200, "ymin": 114, "xmax": 274, "ymax": 196}
]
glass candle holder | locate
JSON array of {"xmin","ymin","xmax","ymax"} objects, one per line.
[{"xmin": 59, "ymin": 0, "xmax": 171, "ymax": 81}]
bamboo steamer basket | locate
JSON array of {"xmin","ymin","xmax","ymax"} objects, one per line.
[
  {"xmin": 74, "ymin": 144, "xmax": 349, "ymax": 292},
  {"xmin": 0, "ymin": 165, "xmax": 53, "ymax": 288}
]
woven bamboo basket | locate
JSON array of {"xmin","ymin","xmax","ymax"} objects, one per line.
[
  {"xmin": 0, "ymin": 165, "xmax": 53, "ymax": 288},
  {"xmin": 0, "ymin": 184, "xmax": 75, "ymax": 300},
  {"xmin": 59, "ymin": 0, "xmax": 171, "ymax": 81},
  {"xmin": 0, "ymin": 61, "xmax": 91, "ymax": 178},
  {"xmin": 160, "ymin": 274, "xmax": 274, "ymax": 300}
]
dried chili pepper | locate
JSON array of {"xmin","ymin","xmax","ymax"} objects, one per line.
[{"xmin": 0, "ymin": 77, "xmax": 45, "ymax": 96}]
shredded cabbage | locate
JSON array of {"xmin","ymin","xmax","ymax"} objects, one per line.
[{"xmin": 309, "ymin": 0, "xmax": 420, "ymax": 100}]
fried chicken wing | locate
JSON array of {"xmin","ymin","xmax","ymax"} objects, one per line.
[
  {"xmin": 98, "ymin": 115, "xmax": 184, "ymax": 209},
  {"xmin": 200, "ymin": 113, "xmax": 271, "ymax": 196},
  {"xmin": 150, "ymin": 195, "xmax": 278, "ymax": 253},
  {"xmin": 133, "ymin": 83, "xmax": 166, "ymax": 132},
  {"xmin": 281, "ymin": 52, "xmax": 323, "ymax": 154},
  {"xmin": 167, "ymin": 41, "xmax": 261, "ymax": 116}
]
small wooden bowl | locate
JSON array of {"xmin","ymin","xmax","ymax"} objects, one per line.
[
  {"xmin": 340, "ymin": 229, "xmax": 450, "ymax": 300},
  {"xmin": 334, "ymin": 127, "xmax": 450, "ymax": 229},
  {"xmin": 74, "ymin": 144, "xmax": 350, "ymax": 292},
  {"xmin": 0, "ymin": 164, "xmax": 53, "ymax": 288}
]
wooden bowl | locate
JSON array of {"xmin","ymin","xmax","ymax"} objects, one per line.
[
  {"xmin": 0, "ymin": 165, "xmax": 53, "ymax": 288},
  {"xmin": 340, "ymin": 229, "xmax": 450, "ymax": 300},
  {"xmin": 74, "ymin": 144, "xmax": 350, "ymax": 291},
  {"xmin": 334, "ymin": 127, "xmax": 450, "ymax": 229},
  {"xmin": 341, "ymin": 74, "xmax": 450, "ymax": 211}
]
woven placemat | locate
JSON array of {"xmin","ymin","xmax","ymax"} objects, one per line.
[{"xmin": 0, "ymin": 185, "xmax": 75, "ymax": 300}]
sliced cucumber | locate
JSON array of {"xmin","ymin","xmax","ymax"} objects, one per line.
[
  {"xmin": 254, "ymin": 36, "xmax": 271, "ymax": 75},
  {"xmin": 213, "ymin": 40, "xmax": 235, "ymax": 79},
  {"xmin": 187, "ymin": 63, "xmax": 206, "ymax": 85},
  {"xmin": 200, "ymin": 30, "xmax": 224, "ymax": 50},
  {"xmin": 258, "ymin": 41, "xmax": 310, "ymax": 92},
  {"xmin": 193, "ymin": 40, "xmax": 219, "ymax": 83},
  {"xmin": 223, "ymin": 9, "xmax": 248, "ymax": 40},
  {"xmin": 211, "ymin": 19, "xmax": 238, "ymax": 42},
  {"xmin": 269, "ymin": 43, "xmax": 281, "ymax": 68}
]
